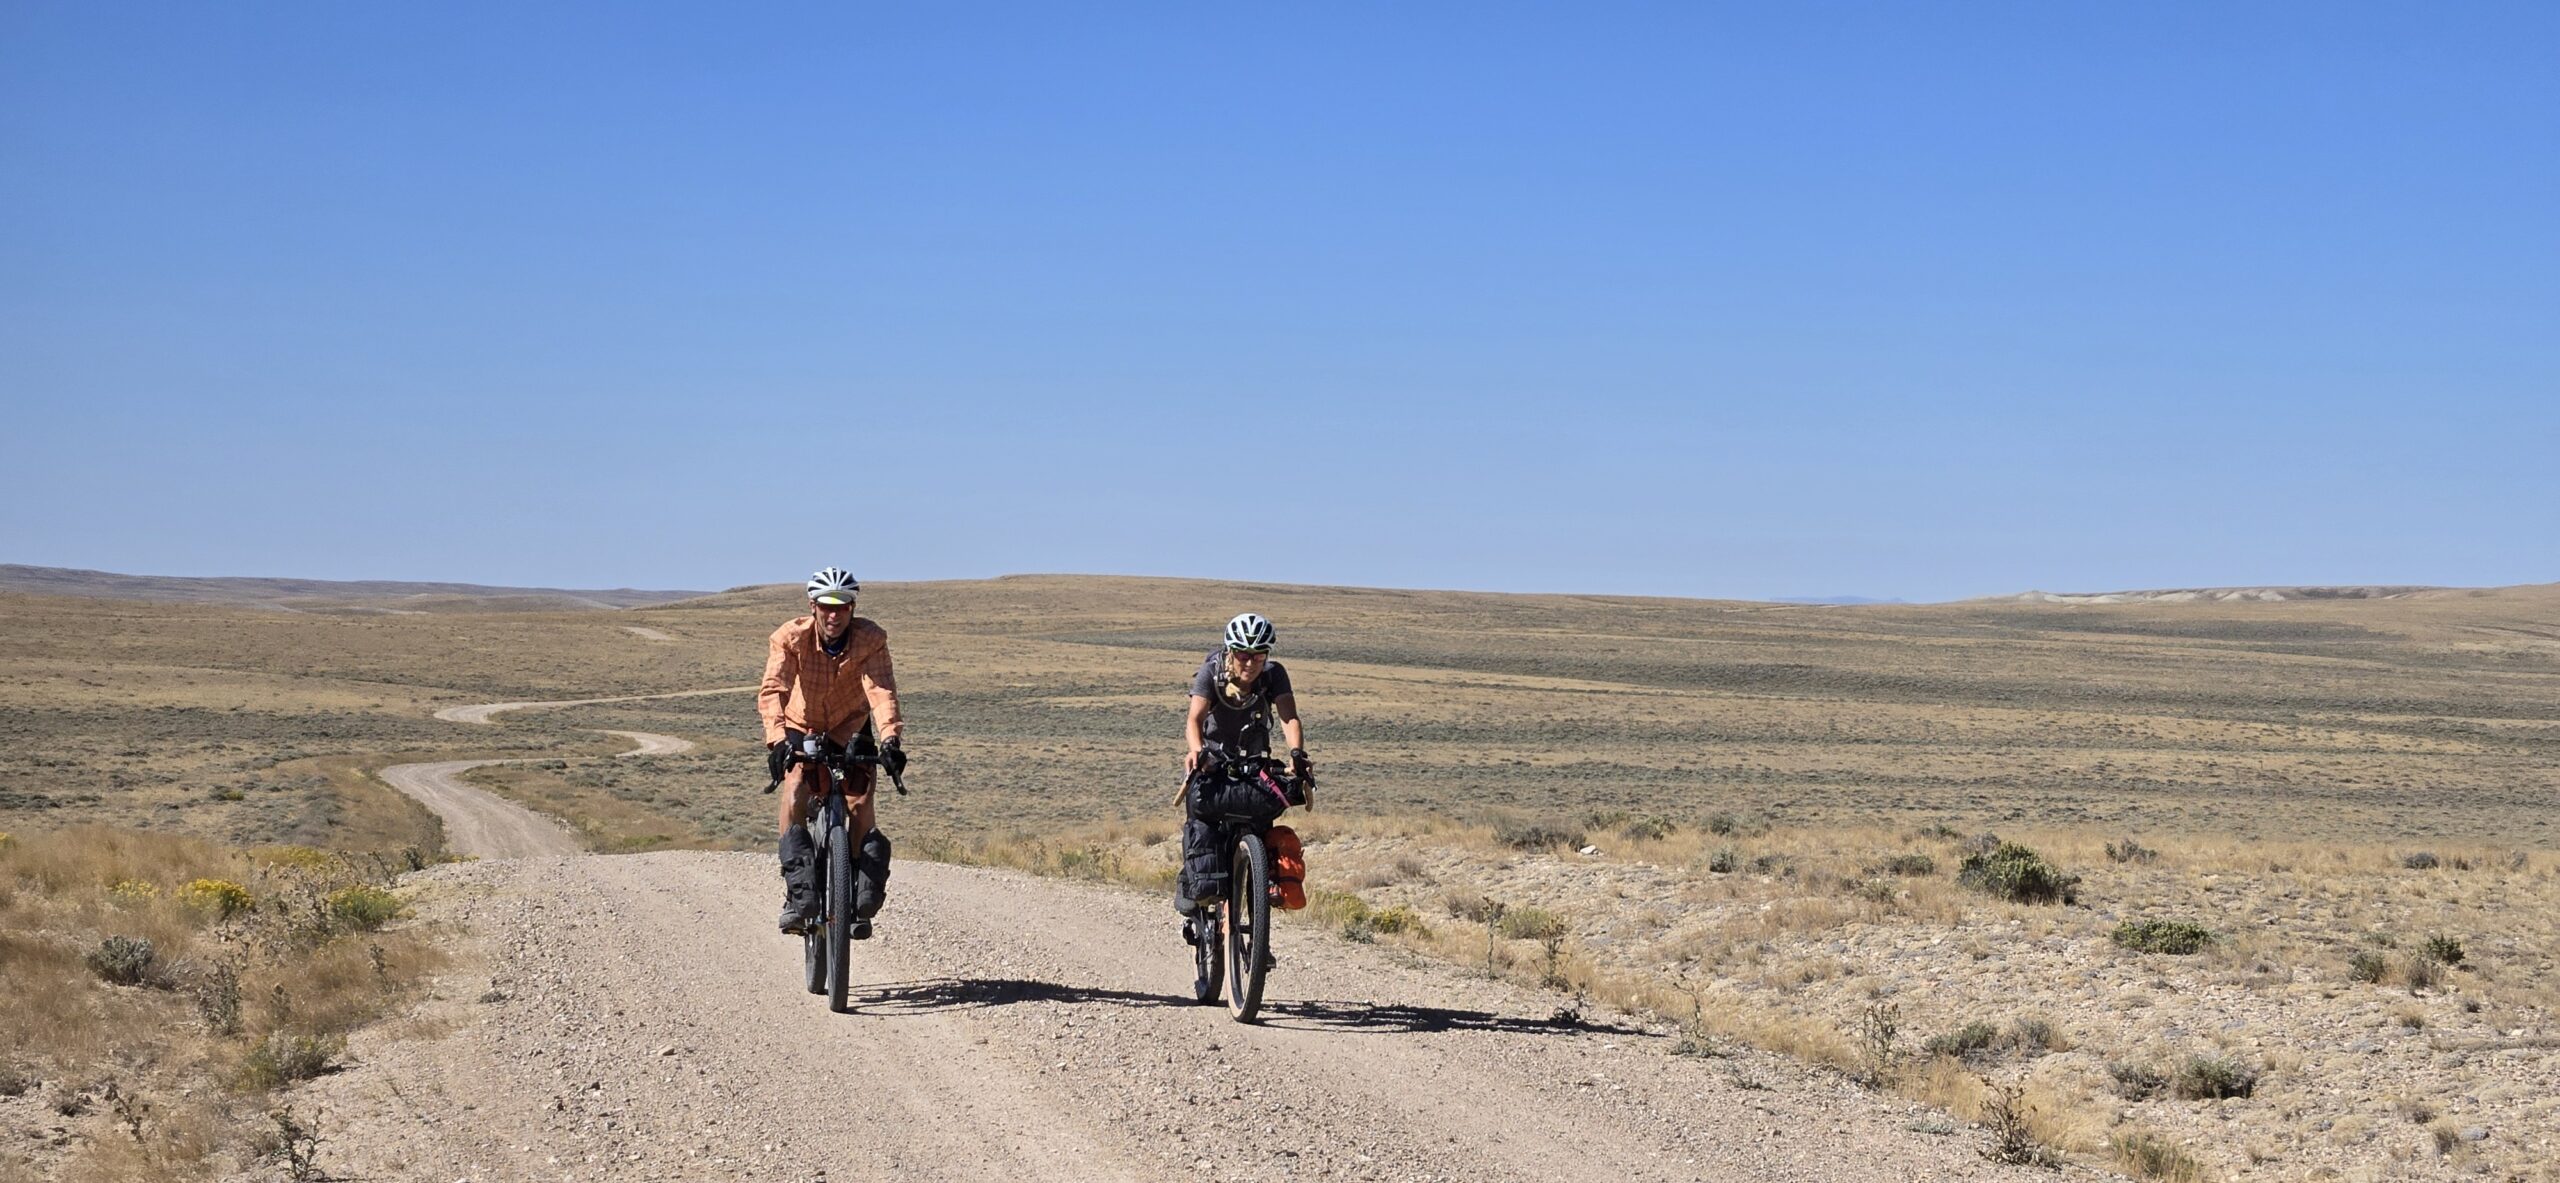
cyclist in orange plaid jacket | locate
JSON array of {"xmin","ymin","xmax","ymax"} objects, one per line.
[{"xmin": 763, "ymin": 566, "xmax": 906, "ymax": 936}]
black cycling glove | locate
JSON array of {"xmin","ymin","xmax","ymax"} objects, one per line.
[
  {"xmin": 1290, "ymin": 747, "xmax": 1314, "ymax": 784},
  {"xmin": 769, "ymin": 728, "xmax": 809, "ymax": 782},
  {"xmin": 881, "ymin": 738, "xmax": 907, "ymax": 779}
]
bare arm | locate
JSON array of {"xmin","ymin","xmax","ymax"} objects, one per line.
[
  {"xmin": 1184, "ymin": 695, "xmax": 1211, "ymax": 773},
  {"xmin": 1275, "ymin": 693, "xmax": 1304, "ymax": 754}
]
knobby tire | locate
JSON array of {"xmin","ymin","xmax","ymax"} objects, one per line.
[
  {"xmin": 1226, "ymin": 832, "xmax": 1272, "ymax": 1022},
  {"xmin": 826, "ymin": 821, "xmax": 855, "ymax": 1013}
]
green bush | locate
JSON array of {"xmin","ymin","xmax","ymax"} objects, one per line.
[
  {"xmin": 2402, "ymin": 851, "xmax": 2440, "ymax": 870},
  {"xmin": 1705, "ymin": 846, "xmax": 1741, "ymax": 874},
  {"xmin": 1922, "ymin": 1021, "xmax": 1999, "ymax": 1059},
  {"xmin": 1498, "ymin": 906, "xmax": 1567, "ymax": 941},
  {"xmin": 2172, "ymin": 1054, "xmax": 2258, "ymax": 1100},
  {"xmin": 234, "ymin": 1032, "xmax": 344, "ymax": 1092},
  {"xmin": 1369, "ymin": 905, "xmax": 1426, "ymax": 936},
  {"xmin": 1882, "ymin": 853, "xmax": 1936, "ymax": 877},
  {"xmin": 1493, "ymin": 818, "xmax": 1583, "ymax": 851},
  {"xmin": 86, "ymin": 936, "xmax": 158, "ymax": 986},
  {"xmin": 2420, "ymin": 933, "xmax": 2465, "ymax": 965},
  {"xmin": 1956, "ymin": 842, "xmax": 2080, "ymax": 904},
  {"xmin": 325, "ymin": 885, "xmax": 402, "ymax": 931},
  {"xmin": 1618, "ymin": 815, "xmax": 1676, "ymax": 842},
  {"xmin": 2112, "ymin": 918, "xmax": 2215, "ymax": 955},
  {"xmin": 2347, "ymin": 949, "xmax": 2388, "ymax": 983}
]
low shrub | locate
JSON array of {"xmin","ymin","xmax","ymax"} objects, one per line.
[
  {"xmin": 2347, "ymin": 949, "xmax": 2388, "ymax": 983},
  {"xmin": 2109, "ymin": 1061, "xmax": 2167, "ymax": 1100},
  {"xmin": 179, "ymin": 878, "xmax": 256, "ymax": 920},
  {"xmin": 1368, "ymin": 904, "xmax": 1425, "ymax": 936},
  {"xmin": 108, "ymin": 879, "xmax": 160, "ymax": 908},
  {"xmin": 2172, "ymin": 1054, "xmax": 2258, "ymax": 1100},
  {"xmin": 1705, "ymin": 846, "xmax": 1740, "ymax": 874},
  {"xmin": 2114, "ymin": 1130, "xmax": 2206, "ymax": 1182},
  {"xmin": 1493, "ymin": 818, "xmax": 1583, "ymax": 851},
  {"xmin": 2112, "ymin": 918, "xmax": 2215, "ymax": 955},
  {"xmin": 2105, "ymin": 837, "xmax": 2160, "ymax": 864},
  {"xmin": 1956, "ymin": 842, "xmax": 2079, "ymax": 904},
  {"xmin": 325, "ymin": 885, "xmax": 401, "ymax": 931},
  {"xmin": 1706, "ymin": 812, "xmax": 1741, "ymax": 836},
  {"xmin": 1618, "ymin": 815, "xmax": 1676, "ymax": 842},
  {"xmin": 2403, "ymin": 956, "xmax": 2444, "ymax": 993},
  {"xmin": 1922, "ymin": 1021, "xmax": 1999, "ymax": 1059},
  {"xmin": 1881, "ymin": 853, "xmax": 1936, "ymax": 877},
  {"xmin": 86, "ymin": 935, "xmax": 159, "ymax": 986},
  {"xmin": 1497, "ymin": 906, "xmax": 1567, "ymax": 942},
  {"xmin": 234, "ymin": 1032, "xmax": 344, "ymax": 1092},
  {"xmin": 2402, "ymin": 851, "xmax": 2440, "ymax": 870},
  {"xmin": 2420, "ymin": 933, "xmax": 2465, "ymax": 965},
  {"xmin": 2009, "ymin": 1015, "xmax": 2066, "ymax": 1054}
]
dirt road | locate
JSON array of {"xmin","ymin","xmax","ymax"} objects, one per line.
[
  {"xmin": 329, "ymin": 699, "xmax": 2074, "ymax": 1181},
  {"xmin": 379, "ymin": 730, "xmax": 697, "ymax": 859},
  {"xmin": 286, "ymin": 852, "xmax": 2061, "ymax": 1183}
]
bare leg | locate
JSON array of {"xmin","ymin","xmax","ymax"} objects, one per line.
[{"xmin": 777, "ymin": 765, "xmax": 817, "ymax": 834}]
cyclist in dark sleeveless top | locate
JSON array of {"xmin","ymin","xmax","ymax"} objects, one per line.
[{"xmin": 1176, "ymin": 613, "xmax": 1314, "ymax": 915}]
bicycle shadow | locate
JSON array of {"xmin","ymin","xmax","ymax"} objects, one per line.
[
  {"xmin": 849, "ymin": 976, "xmax": 1196, "ymax": 1016},
  {"xmin": 1251, "ymin": 998, "xmax": 1648, "ymax": 1038}
]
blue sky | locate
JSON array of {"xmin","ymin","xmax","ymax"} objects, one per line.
[{"xmin": 4, "ymin": 3, "xmax": 2553, "ymax": 601}]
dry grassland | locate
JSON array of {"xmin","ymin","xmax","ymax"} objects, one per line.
[{"xmin": 5, "ymin": 575, "xmax": 2560, "ymax": 1178}]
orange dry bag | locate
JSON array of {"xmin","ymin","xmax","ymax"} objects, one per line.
[{"xmin": 1267, "ymin": 825, "xmax": 1307, "ymax": 910}]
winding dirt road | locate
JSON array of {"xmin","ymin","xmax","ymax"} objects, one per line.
[
  {"xmin": 387, "ymin": 690, "xmax": 731, "ymax": 858},
  {"xmin": 318, "ymin": 699, "xmax": 2072, "ymax": 1182}
]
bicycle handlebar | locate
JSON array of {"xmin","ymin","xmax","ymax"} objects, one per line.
[{"xmin": 764, "ymin": 742, "xmax": 907, "ymax": 797}]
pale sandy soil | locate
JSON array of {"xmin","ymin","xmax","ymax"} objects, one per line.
[{"xmin": 241, "ymin": 853, "xmax": 2087, "ymax": 1183}]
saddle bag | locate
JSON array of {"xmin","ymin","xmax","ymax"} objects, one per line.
[{"xmin": 1267, "ymin": 824, "xmax": 1307, "ymax": 910}]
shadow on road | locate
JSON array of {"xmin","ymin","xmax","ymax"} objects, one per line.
[
  {"xmin": 1254, "ymin": 998, "xmax": 1647, "ymax": 1038},
  {"xmin": 850, "ymin": 976, "xmax": 1647, "ymax": 1040},
  {"xmin": 851, "ymin": 976, "xmax": 1196, "ymax": 1015}
]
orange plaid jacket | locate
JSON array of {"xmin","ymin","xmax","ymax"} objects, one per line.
[{"xmin": 758, "ymin": 616, "xmax": 904, "ymax": 747}]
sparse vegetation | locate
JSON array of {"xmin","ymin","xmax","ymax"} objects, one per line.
[
  {"xmin": 1956, "ymin": 841, "xmax": 2079, "ymax": 904},
  {"xmin": 86, "ymin": 935, "xmax": 160, "ymax": 986},
  {"xmin": 2348, "ymin": 948, "xmax": 2388, "ymax": 983},
  {"xmin": 2171, "ymin": 1054, "xmax": 2258, "ymax": 1100},
  {"xmin": 0, "ymin": 827, "xmax": 438, "ymax": 1176},
  {"xmin": 2113, "ymin": 1129, "xmax": 2206, "ymax": 1182},
  {"xmin": 1922, "ymin": 1020, "xmax": 1999, "ymax": 1060},
  {"xmin": 2104, "ymin": 837, "xmax": 2159, "ymax": 864},
  {"xmin": 2420, "ymin": 932, "xmax": 2465, "ymax": 965},
  {"xmin": 2111, "ymin": 918, "xmax": 2215, "ymax": 955}
]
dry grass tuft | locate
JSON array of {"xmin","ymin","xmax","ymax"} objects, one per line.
[{"xmin": 0, "ymin": 827, "xmax": 440, "ymax": 1177}]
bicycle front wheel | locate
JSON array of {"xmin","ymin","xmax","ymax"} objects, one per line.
[
  {"xmin": 826, "ymin": 822, "xmax": 855, "ymax": 1013},
  {"xmin": 1226, "ymin": 833, "xmax": 1271, "ymax": 1022}
]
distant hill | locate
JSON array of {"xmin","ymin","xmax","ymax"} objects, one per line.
[
  {"xmin": 0, "ymin": 564, "xmax": 707, "ymax": 613},
  {"xmin": 1772, "ymin": 595, "xmax": 1908, "ymax": 605},
  {"xmin": 1989, "ymin": 585, "xmax": 2442, "ymax": 605}
]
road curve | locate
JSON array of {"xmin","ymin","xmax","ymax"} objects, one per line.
[
  {"xmin": 385, "ymin": 692, "xmax": 720, "ymax": 858},
  {"xmin": 433, "ymin": 685, "xmax": 754, "ymax": 725}
]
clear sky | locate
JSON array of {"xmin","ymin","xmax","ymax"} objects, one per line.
[{"xmin": 5, "ymin": 3, "xmax": 2554, "ymax": 602}]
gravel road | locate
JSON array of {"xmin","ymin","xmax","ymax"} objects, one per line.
[
  {"xmin": 377, "ymin": 730, "xmax": 696, "ymax": 859},
  {"xmin": 328, "ymin": 699, "xmax": 2083, "ymax": 1181},
  {"xmin": 270, "ymin": 852, "xmax": 2072, "ymax": 1183}
]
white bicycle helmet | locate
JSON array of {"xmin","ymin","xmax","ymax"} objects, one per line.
[
  {"xmin": 1224, "ymin": 612, "xmax": 1276, "ymax": 653},
  {"xmin": 805, "ymin": 566, "xmax": 859, "ymax": 606}
]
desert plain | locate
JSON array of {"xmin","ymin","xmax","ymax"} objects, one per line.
[{"xmin": 4, "ymin": 569, "xmax": 2558, "ymax": 1181}]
